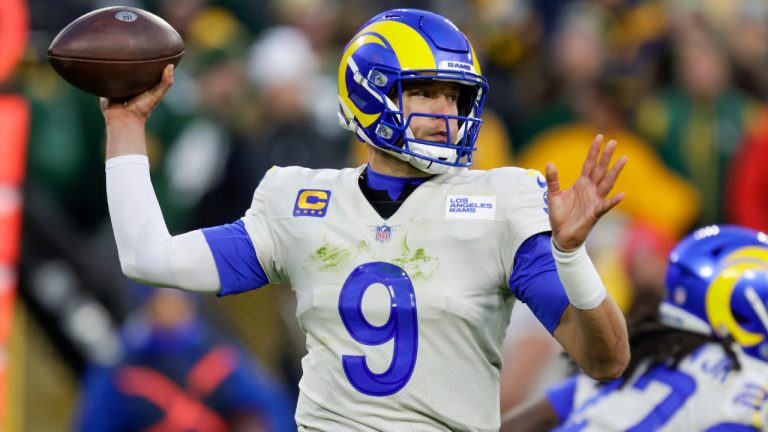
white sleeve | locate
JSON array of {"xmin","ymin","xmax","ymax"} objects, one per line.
[{"xmin": 105, "ymin": 155, "xmax": 220, "ymax": 293}]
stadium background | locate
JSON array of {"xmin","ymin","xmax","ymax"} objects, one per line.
[{"xmin": 3, "ymin": 0, "xmax": 768, "ymax": 430}]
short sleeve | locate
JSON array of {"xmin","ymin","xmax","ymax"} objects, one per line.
[
  {"xmin": 506, "ymin": 169, "xmax": 552, "ymax": 253},
  {"xmin": 498, "ymin": 168, "xmax": 552, "ymax": 283},
  {"xmin": 240, "ymin": 166, "xmax": 285, "ymax": 283},
  {"xmin": 203, "ymin": 220, "xmax": 270, "ymax": 296},
  {"xmin": 508, "ymin": 232, "xmax": 569, "ymax": 333}
]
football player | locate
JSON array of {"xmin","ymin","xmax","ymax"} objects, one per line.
[
  {"xmin": 101, "ymin": 9, "xmax": 629, "ymax": 431},
  {"xmin": 501, "ymin": 225, "xmax": 768, "ymax": 431}
]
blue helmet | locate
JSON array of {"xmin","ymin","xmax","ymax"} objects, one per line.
[
  {"xmin": 660, "ymin": 225, "xmax": 768, "ymax": 362},
  {"xmin": 337, "ymin": 9, "xmax": 488, "ymax": 174}
]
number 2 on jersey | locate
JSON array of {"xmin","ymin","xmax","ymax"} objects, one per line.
[{"xmin": 338, "ymin": 262, "xmax": 418, "ymax": 396}]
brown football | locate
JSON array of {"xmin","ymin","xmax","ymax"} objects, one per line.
[{"xmin": 47, "ymin": 6, "xmax": 184, "ymax": 99}]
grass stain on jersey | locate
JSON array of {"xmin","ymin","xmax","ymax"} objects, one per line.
[
  {"xmin": 392, "ymin": 241, "xmax": 438, "ymax": 281},
  {"xmin": 308, "ymin": 240, "xmax": 370, "ymax": 271}
]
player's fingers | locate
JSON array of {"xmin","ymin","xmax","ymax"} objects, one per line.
[
  {"xmin": 580, "ymin": 134, "xmax": 603, "ymax": 178},
  {"xmin": 597, "ymin": 192, "xmax": 625, "ymax": 218},
  {"xmin": 163, "ymin": 63, "xmax": 175, "ymax": 84},
  {"xmin": 132, "ymin": 64, "xmax": 174, "ymax": 114},
  {"xmin": 597, "ymin": 155, "xmax": 628, "ymax": 196},
  {"xmin": 591, "ymin": 139, "xmax": 617, "ymax": 182},
  {"xmin": 152, "ymin": 64, "xmax": 175, "ymax": 97},
  {"xmin": 546, "ymin": 162, "xmax": 561, "ymax": 195}
]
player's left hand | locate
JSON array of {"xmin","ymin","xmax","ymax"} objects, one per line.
[{"xmin": 546, "ymin": 134, "xmax": 627, "ymax": 251}]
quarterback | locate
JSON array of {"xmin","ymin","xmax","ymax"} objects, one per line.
[{"xmin": 101, "ymin": 9, "xmax": 629, "ymax": 431}]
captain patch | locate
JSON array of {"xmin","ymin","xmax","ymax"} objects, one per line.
[
  {"xmin": 445, "ymin": 194, "xmax": 496, "ymax": 220},
  {"xmin": 294, "ymin": 189, "xmax": 331, "ymax": 217}
]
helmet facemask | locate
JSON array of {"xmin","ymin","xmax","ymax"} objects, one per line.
[{"xmin": 376, "ymin": 72, "xmax": 486, "ymax": 174}]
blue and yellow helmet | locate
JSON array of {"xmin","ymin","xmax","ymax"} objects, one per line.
[
  {"xmin": 337, "ymin": 9, "xmax": 488, "ymax": 174},
  {"xmin": 661, "ymin": 225, "xmax": 768, "ymax": 362}
]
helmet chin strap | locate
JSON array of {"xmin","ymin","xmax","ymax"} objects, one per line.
[
  {"xmin": 407, "ymin": 144, "xmax": 454, "ymax": 174},
  {"xmin": 397, "ymin": 124, "xmax": 453, "ymax": 174},
  {"xmin": 367, "ymin": 134, "xmax": 454, "ymax": 175},
  {"xmin": 373, "ymin": 105, "xmax": 458, "ymax": 175}
]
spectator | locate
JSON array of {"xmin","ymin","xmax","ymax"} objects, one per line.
[
  {"xmin": 74, "ymin": 287, "xmax": 295, "ymax": 432},
  {"xmin": 726, "ymin": 113, "xmax": 768, "ymax": 232},
  {"xmin": 634, "ymin": 13, "xmax": 766, "ymax": 224},
  {"xmin": 519, "ymin": 78, "xmax": 700, "ymax": 239}
]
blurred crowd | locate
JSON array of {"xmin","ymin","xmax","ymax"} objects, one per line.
[{"xmin": 12, "ymin": 0, "xmax": 768, "ymax": 429}]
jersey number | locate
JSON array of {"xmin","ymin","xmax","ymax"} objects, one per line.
[
  {"xmin": 338, "ymin": 262, "xmax": 418, "ymax": 396},
  {"xmin": 627, "ymin": 367, "xmax": 696, "ymax": 431},
  {"xmin": 559, "ymin": 368, "xmax": 696, "ymax": 431}
]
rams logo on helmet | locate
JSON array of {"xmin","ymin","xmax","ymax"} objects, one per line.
[
  {"xmin": 661, "ymin": 225, "xmax": 768, "ymax": 362},
  {"xmin": 337, "ymin": 9, "xmax": 488, "ymax": 175}
]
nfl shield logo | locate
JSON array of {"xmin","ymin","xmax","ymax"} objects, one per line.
[{"xmin": 375, "ymin": 224, "xmax": 392, "ymax": 243}]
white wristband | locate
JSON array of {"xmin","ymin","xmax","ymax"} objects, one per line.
[{"xmin": 552, "ymin": 239, "xmax": 606, "ymax": 310}]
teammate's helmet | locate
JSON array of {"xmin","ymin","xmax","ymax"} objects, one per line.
[
  {"xmin": 337, "ymin": 9, "xmax": 488, "ymax": 174},
  {"xmin": 661, "ymin": 225, "xmax": 768, "ymax": 362}
]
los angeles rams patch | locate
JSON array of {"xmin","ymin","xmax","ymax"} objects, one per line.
[
  {"xmin": 445, "ymin": 194, "xmax": 496, "ymax": 220},
  {"xmin": 294, "ymin": 189, "xmax": 331, "ymax": 217}
]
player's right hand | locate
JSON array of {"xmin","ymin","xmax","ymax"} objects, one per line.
[
  {"xmin": 100, "ymin": 63, "xmax": 174, "ymax": 124},
  {"xmin": 546, "ymin": 134, "xmax": 627, "ymax": 251}
]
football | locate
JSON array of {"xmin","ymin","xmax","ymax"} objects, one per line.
[{"xmin": 47, "ymin": 6, "xmax": 184, "ymax": 99}]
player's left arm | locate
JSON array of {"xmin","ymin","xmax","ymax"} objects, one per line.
[
  {"xmin": 547, "ymin": 135, "xmax": 629, "ymax": 380},
  {"xmin": 553, "ymin": 299, "xmax": 627, "ymax": 380}
]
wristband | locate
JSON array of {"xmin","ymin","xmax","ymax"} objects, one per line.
[{"xmin": 552, "ymin": 239, "xmax": 606, "ymax": 310}]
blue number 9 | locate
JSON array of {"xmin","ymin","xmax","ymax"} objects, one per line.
[{"xmin": 338, "ymin": 262, "xmax": 418, "ymax": 396}]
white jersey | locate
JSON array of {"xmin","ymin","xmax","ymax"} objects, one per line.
[
  {"xmin": 241, "ymin": 164, "xmax": 553, "ymax": 431},
  {"xmin": 551, "ymin": 343, "xmax": 768, "ymax": 431}
]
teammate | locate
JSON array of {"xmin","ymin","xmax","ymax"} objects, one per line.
[
  {"xmin": 101, "ymin": 9, "xmax": 629, "ymax": 431},
  {"xmin": 501, "ymin": 225, "xmax": 768, "ymax": 431}
]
